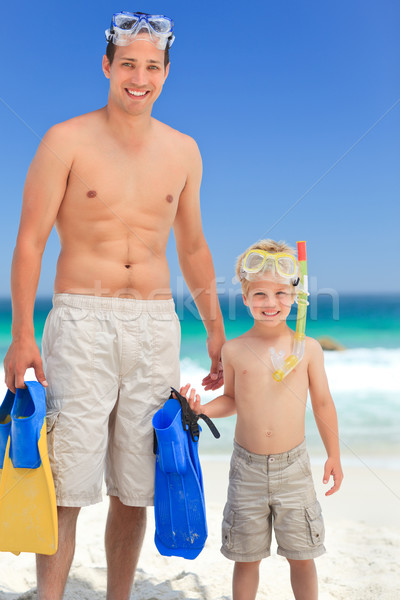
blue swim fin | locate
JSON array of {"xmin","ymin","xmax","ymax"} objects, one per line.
[
  {"xmin": 0, "ymin": 389, "xmax": 14, "ymax": 470},
  {"xmin": 152, "ymin": 388, "xmax": 220, "ymax": 560},
  {"xmin": 0, "ymin": 382, "xmax": 58, "ymax": 555}
]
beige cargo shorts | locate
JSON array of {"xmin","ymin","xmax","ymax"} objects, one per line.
[
  {"xmin": 42, "ymin": 293, "xmax": 180, "ymax": 507},
  {"xmin": 221, "ymin": 439, "xmax": 326, "ymax": 562}
]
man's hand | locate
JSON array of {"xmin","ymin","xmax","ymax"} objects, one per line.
[
  {"xmin": 202, "ymin": 331, "xmax": 225, "ymax": 391},
  {"xmin": 323, "ymin": 457, "xmax": 343, "ymax": 496},
  {"xmin": 4, "ymin": 338, "xmax": 48, "ymax": 393}
]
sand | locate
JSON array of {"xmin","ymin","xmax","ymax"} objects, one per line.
[{"xmin": 1, "ymin": 459, "xmax": 399, "ymax": 599}]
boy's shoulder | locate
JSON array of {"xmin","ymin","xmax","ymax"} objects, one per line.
[
  {"xmin": 221, "ymin": 335, "xmax": 249, "ymax": 359},
  {"xmin": 305, "ymin": 335, "xmax": 325, "ymax": 365}
]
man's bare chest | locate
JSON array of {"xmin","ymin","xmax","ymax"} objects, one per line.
[{"xmin": 62, "ymin": 143, "xmax": 187, "ymax": 220}]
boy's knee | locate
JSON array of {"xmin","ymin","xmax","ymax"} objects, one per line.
[
  {"xmin": 286, "ymin": 558, "xmax": 315, "ymax": 569},
  {"xmin": 235, "ymin": 560, "xmax": 262, "ymax": 571}
]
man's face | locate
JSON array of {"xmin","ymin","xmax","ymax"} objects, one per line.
[{"xmin": 102, "ymin": 39, "xmax": 169, "ymax": 116}]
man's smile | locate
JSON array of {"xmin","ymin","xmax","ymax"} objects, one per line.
[{"xmin": 125, "ymin": 88, "xmax": 150, "ymax": 98}]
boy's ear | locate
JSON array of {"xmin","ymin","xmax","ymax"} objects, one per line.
[{"xmin": 242, "ymin": 293, "xmax": 248, "ymax": 306}]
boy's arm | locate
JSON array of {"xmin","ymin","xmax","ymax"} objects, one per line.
[
  {"xmin": 182, "ymin": 343, "xmax": 236, "ymax": 418},
  {"xmin": 308, "ymin": 338, "xmax": 343, "ymax": 496}
]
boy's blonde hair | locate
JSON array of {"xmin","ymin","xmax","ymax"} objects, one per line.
[{"xmin": 236, "ymin": 239, "xmax": 298, "ymax": 295}]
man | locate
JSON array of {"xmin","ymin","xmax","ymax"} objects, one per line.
[{"xmin": 4, "ymin": 12, "xmax": 225, "ymax": 600}]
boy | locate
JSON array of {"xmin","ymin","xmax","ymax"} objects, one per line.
[{"xmin": 181, "ymin": 239, "xmax": 343, "ymax": 600}]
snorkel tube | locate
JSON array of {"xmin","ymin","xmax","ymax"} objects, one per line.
[{"xmin": 271, "ymin": 241, "xmax": 309, "ymax": 382}]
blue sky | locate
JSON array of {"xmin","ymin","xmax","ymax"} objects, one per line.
[{"xmin": 1, "ymin": 0, "xmax": 399, "ymax": 296}]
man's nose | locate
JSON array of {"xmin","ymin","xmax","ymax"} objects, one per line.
[{"xmin": 129, "ymin": 66, "xmax": 148, "ymax": 86}]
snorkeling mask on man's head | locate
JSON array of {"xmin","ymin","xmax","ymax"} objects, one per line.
[{"xmin": 105, "ymin": 11, "xmax": 175, "ymax": 50}]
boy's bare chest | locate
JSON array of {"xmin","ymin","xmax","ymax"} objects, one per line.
[{"xmin": 234, "ymin": 350, "xmax": 309, "ymax": 403}]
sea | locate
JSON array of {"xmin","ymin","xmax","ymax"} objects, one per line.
[{"xmin": 0, "ymin": 293, "xmax": 399, "ymax": 469}]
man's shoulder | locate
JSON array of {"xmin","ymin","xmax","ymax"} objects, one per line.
[
  {"xmin": 44, "ymin": 109, "xmax": 104, "ymax": 142},
  {"xmin": 152, "ymin": 119, "xmax": 200, "ymax": 154}
]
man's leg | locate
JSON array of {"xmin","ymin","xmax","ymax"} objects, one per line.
[
  {"xmin": 232, "ymin": 560, "xmax": 261, "ymax": 600},
  {"xmin": 287, "ymin": 558, "xmax": 318, "ymax": 600},
  {"xmin": 36, "ymin": 506, "xmax": 81, "ymax": 600},
  {"xmin": 105, "ymin": 496, "xmax": 147, "ymax": 600}
]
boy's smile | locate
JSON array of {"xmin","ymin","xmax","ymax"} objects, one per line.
[{"xmin": 243, "ymin": 278, "xmax": 295, "ymax": 325}]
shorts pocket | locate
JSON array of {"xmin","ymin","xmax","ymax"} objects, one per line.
[
  {"xmin": 305, "ymin": 501, "xmax": 325, "ymax": 545},
  {"xmin": 221, "ymin": 507, "xmax": 235, "ymax": 551},
  {"xmin": 298, "ymin": 453, "xmax": 312, "ymax": 478},
  {"xmin": 46, "ymin": 411, "xmax": 60, "ymax": 435}
]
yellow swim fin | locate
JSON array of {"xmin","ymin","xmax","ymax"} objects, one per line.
[{"xmin": 0, "ymin": 382, "xmax": 58, "ymax": 555}]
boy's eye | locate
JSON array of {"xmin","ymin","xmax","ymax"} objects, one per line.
[
  {"xmin": 122, "ymin": 62, "xmax": 133, "ymax": 67},
  {"xmin": 254, "ymin": 292, "xmax": 265, "ymax": 296}
]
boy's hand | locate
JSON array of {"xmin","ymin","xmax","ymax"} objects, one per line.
[
  {"xmin": 180, "ymin": 383, "xmax": 202, "ymax": 415},
  {"xmin": 323, "ymin": 457, "xmax": 343, "ymax": 496}
]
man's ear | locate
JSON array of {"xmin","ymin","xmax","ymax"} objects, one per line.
[
  {"xmin": 163, "ymin": 62, "xmax": 170, "ymax": 81},
  {"xmin": 102, "ymin": 55, "xmax": 111, "ymax": 79}
]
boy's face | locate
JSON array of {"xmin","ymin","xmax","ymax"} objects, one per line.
[{"xmin": 243, "ymin": 277, "xmax": 296, "ymax": 325}]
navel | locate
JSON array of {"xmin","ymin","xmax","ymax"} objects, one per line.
[
  {"xmin": 87, "ymin": 190, "xmax": 97, "ymax": 198},
  {"xmin": 166, "ymin": 194, "xmax": 174, "ymax": 203},
  {"xmin": 124, "ymin": 264, "xmax": 131, "ymax": 269}
]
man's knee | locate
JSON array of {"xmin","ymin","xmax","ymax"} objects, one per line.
[{"xmin": 108, "ymin": 496, "xmax": 146, "ymax": 520}]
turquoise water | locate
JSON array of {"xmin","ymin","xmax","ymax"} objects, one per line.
[{"xmin": 1, "ymin": 293, "xmax": 399, "ymax": 465}]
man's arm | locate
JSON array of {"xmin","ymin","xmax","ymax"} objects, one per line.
[
  {"xmin": 173, "ymin": 137, "xmax": 225, "ymax": 391},
  {"xmin": 308, "ymin": 338, "xmax": 343, "ymax": 496},
  {"xmin": 4, "ymin": 124, "xmax": 73, "ymax": 392}
]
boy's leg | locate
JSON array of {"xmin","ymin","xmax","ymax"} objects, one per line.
[
  {"xmin": 105, "ymin": 496, "xmax": 146, "ymax": 600},
  {"xmin": 287, "ymin": 558, "xmax": 318, "ymax": 600},
  {"xmin": 36, "ymin": 506, "xmax": 81, "ymax": 600},
  {"xmin": 233, "ymin": 560, "xmax": 261, "ymax": 600}
]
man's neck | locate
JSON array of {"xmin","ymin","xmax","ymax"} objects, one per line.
[{"xmin": 104, "ymin": 100, "xmax": 153, "ymax": 144}]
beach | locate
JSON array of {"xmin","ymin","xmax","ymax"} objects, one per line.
[
  {"xmin": 1, "ymin": 295, "xmax": 399, "ymax": 598},
  {"xmin": 1, "ymin": 458, "xmax": 399, "ymax": 600}
]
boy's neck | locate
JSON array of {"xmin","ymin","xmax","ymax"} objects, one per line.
[{"xmin": 250, "ymin": 319, "xmax": 293, "ymax": 339}]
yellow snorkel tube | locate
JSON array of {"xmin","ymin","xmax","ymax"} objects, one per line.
[{"xmin": 271, "ymin": 241, "xmax": 308, "ymax": 382}]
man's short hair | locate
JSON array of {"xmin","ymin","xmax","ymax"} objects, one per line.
[
  {"xmin": 105, "ymin": 40, "xmax": 170, "ymax": 68},
  {"xmin": 236, "ymin": 239, "xmax": 298, "ymax": 295}
]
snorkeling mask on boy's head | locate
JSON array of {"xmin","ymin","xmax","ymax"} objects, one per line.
[
  {"xmin": 240, "ymin": 250, "xmax": 300, "ymax": 287},
  {"xmin": 105, "ymin": 11, "xmax": 175, "ymax": 50},
  {"xmin": 240, "ymin": 242, "xmax": 309, "ymax": 382}
]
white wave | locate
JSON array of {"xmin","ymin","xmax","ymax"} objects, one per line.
[
  {"xmin": 181, "ymin": 349, "xmax": 400, "ymax": 395},
  {"xmin": 323, "ymin": 348, "xmax": 400, "ymax": 393}
]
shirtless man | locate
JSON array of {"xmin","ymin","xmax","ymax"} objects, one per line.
[{"xmin": 4, "ymin": 12, "xmax": 225, "ymax": 600}]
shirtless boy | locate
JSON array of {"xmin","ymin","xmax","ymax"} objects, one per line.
[
  {"xmin": 182, "ymin": 239, "xmax": 343, "ymax": 600},
  {"xmin": 3, "ymin": 12, "xmax": 224, "ymax": 600}
]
